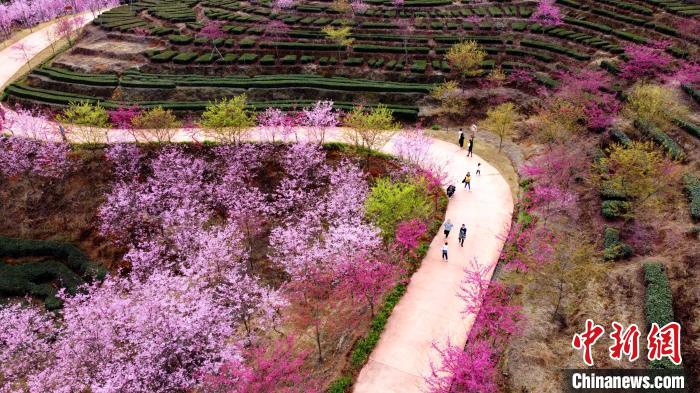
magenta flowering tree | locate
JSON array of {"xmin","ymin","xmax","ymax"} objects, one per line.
[
  {"xmin": 666, "ymin": 61, "xmax": 700, "ymax": 85},
  {"xmin": 556, "ymin": 70, "xmax": 620, "ymax": 131},
  {"xmin": 199, "ymin": 21, "xmax": 226, "ymax": 59},
  {"xmin": 392, "ymin": 0, "xmax": 404, "ymax": 9},
  {"xmin": 395, "ymin": 218, "xmax": 428, "ymax": 256},
  {"xmin": 204, "ymin": 336, "xmax": 320, "ymax": 393},
  {"xmin": 299, "ymin": 101, "xmax": 340, "ymax": 144},
  {"xmin": 426, "ymin": 340, "xmax": 498, "ymax": 393},
  {"xmin": 620, "ymin": 41, "xmax": 673, "ymax": 80},
  {"xmin": 263, "ymin": 20, "xmax": 290, "ymax": 56},
  {"xmin": 108, "ymin": 105, "xmax": 140, "ymax": 129},
  {"xmin": 337, "ymin": 255, "xmax": 399, "ymax": 316},
  {"xmin": 530, "ymin": 0, "xmax": 562, "ymax": 25}
]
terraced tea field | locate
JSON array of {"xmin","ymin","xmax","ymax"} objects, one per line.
[{"xmin": 3, "ymin": 0, "xmax": 699, "ymax": 118}]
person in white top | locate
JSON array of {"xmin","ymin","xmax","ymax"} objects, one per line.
[{"xmin": 441, "ymin": 242, "xmax": 448, "ymax": 261}]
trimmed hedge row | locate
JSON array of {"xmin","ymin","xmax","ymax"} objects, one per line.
[
  {"xmin": 4, "ymin": 84, "xmax": 420, "ymax": 119},
  {"xmin": 33, "ymin": 67, "xmax": 118, "ymax": 87},
  {"xmin": 601, "ymin": 200, "xmax": 630, "ymax": 219},
  {"xmin": 603, "ymin": 227, "xmax": 633, "ymax": 260},
  {"xmin": 674, "ymin": 118, "xmax": 700, "ymax": 139},
  {"xmin": 610, "ymin": 128, "xmax": 632, "ymax": 146},
  {"xmin": 520, "ymin": 39, "xmax": 590, "ymax": 61},
  {"xmin": 643, "ymin": 262, "xmax": 678, "ymax": 369},
  {"xmin": 0, "ymin": 261, "xmax": 82, "ymax": 309},
  {"xmin": 683, "ymin": 174, "xmax": 700, "ymax": 221},
  {"xmin": 634, "ymin": 119, "xmax": 686, "ymax": 162},
  {"xmin": 0, "ymin": 236, "xmax": 106, "ymax": 309},
  {"xmin": 681, "ymin": 84, "xmax": 700, "ymax": 105},
  {"xmin": 0, "ymin": 236, "xmax": 105, "ymax": 278}
]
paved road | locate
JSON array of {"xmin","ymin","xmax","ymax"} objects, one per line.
[
  {"xmin": 0, "ymin": 17, "xmax": 514, "ymax": 392},
  {"xmin": 0, "ymin": 11, "xmax": 99, "ymax": 90}
]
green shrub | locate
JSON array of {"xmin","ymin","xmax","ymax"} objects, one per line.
[
  {"xmin": 238, "ymin": 53, "xmax": 258, "ymax": 63},
  {"xmin": 151, "ymin": 50, "xmax": 178, "ymax": 62},
  {"xmin": 173, "ymin": 52, "xmax": 198, "ymax": 64},
  {"xmin": 609, "ymin": 129, "xmax": 632, "ymax": 146},
  {"xmin": 634, "ymin": 119, "xmax": 686, "ymax": 162},
  {"xmin": 681, "ymin": 84, "xmax": 700, "ymax": 105},
  {"xmin": 260, "ymin": 54, "xmax": 275, "ymax": 65},
  {"xmin": 326, "ymin": 376, "xmax": 353, "ymax": 393},
  {"xmin": 683, "ymin": 174, "xmax": 700, "ymax": 221},
  {"xmin": 674, "ymin": 118, "xmax": 700, "ymax": 139},
  {"xmin": 0, "ymin": 237, "xmax": 106, "ymax": 309},
  {"xmin": 365, "ymin": 178, "xmax": 432, "ymax": 241},
  {"xmin": 601, "ymin": 200, "xmax": 631, "ymax": 219},
  {"xmin": 281, "ymin": 54, "xmax": 297, "ymax": 64},
  {"xmin": 194, "ymin": 53, "xmax": 215, "ymax": 64},
  {"xmin": 603, "ymin": 227, "xmax": 633, "ymax": 260},
  {"xmin": 168, "ymin": 34, "xmax": 193, "ymax": 44}
]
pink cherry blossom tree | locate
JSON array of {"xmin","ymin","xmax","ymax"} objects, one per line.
[
  {"xmin": 257, "ymin": 107, "xmax": 293, "ymax": 142},
  {"xmin": 350, "ymin": 0, "xmax": 368, "ymax": 14},
  {"xmin": 299, "ymin": 101, "xmax": 340, "ymax": 144},
  {"xmin": 392, "ymin": 127, "xmax": 433, "ymax": 166}
]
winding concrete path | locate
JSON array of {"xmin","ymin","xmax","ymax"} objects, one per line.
[
  {"xmin": 0, "ymin": 11, "xmax": 100, "ymax": 90},
  {"xmin": 0, "ymin": 17, "xmax": 514, "ymax": 392}
]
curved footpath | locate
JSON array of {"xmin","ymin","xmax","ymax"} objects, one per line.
[
  {"xmin": 0, "ymin": 11, "xmax": 100, "ymax": 90},
  {"xmin": 0, "ymin": 17, "xmax": 514, "ymax": 392}
]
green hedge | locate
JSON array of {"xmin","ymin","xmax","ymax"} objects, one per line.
[
  {"xmin": 634, "ymin": 119, "xmax": 686, "ymax": 162},
  {"xmin": 601, "ymin": 200, "xmax": 631, "ymax": 219},
  {"xmin": 260, "ymin": 54, "xmax": 276, "ymax": 65},
  {"xmin": 603, "ymin": 227, "xmax": 633, "ymax": 260},
  {"xmin": 173, "ymin": 52, "xmax": 198, "ymax": 64},
  {"xmin": 644, "ymin": 262, "xmax": 674, "ymax": 327},
  {"xmin": 0, "ymin": 236, "xmax": 106, "ymax": 309},
  {"xmin": 681, "ymin": 84, "xmax": 700, "ymax": 105},
  {"xmin": 168, "ymin": 34, "xmax": 194, "ymax": 45},
  {"xmin": 610, "ymin": 128, "xmax": 632, "ymax": 146},
  {"xmin": 643, "ymin": 262, "xmax": 679, "ymax": 369},
  {"xmin": 32, "ymin": 67, "xmax": 118, "ymax": 87},
  {"xmin": 520, "ymin": 39, "xmax": 590, "ymax": 61},
  {"xmin": 674, "ymin": 118, "xmax": 700, "ymax": 139},
  {"xmin": 683, "ymin": 174, "xmax": 700, "ymax": 221}
]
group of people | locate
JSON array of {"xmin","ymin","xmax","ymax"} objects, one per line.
[
  {"xmin": 445, "ymin": 125, "xmax": 481, "ymax": 198},
  {"xmin": 442, "ymin": 125, "xmax": 483, "ymax": 261},
  {"xmin": 440, "ymin": 219, "xmax": 467, "ymax": 261}
]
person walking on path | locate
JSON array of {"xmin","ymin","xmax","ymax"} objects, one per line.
[
  {"xmin": 458, "ymin": 224, "xmax": 467, "ymax": 247},
  {"xmin": 462, "ymin": 172, "xmax": 471, "ymax": 190},
  {"xmin": 458, "ymin": 129, "xmax": 465, "ymax": 149},
  {"xmin": 441, "ymin": 242, "xmax": 448, "ymax": 261},
  {"xmin": 476, "ymin": 162, "xmax": 481, "ymax": 176},
  {"xmin": 467, "ymin": 136, "xmax": 474, "ymax": 157},
  {"xmin": 443, "ymin": 219, "xmax": 453, "ymax": 238}
]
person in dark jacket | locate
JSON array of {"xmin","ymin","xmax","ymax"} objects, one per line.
[
  {"xmin": 458, "ymin": 129, "xmax": 465, "ymax": 148},
  {"xmin": 458, "ymin": 224, "xmax": 467, "ymax": 247}
]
